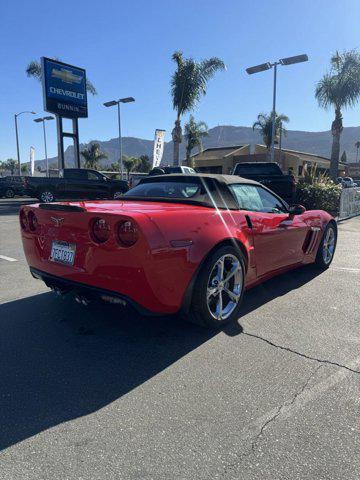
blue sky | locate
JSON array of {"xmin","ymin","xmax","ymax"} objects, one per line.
[{"xmin": 1, "ymin": 0, "xmax": 360, "ymax": 162}]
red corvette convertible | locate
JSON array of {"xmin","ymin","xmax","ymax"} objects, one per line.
[{"xmin": 20, "ymin": 174, "xmax": 337, "ymax": 328}]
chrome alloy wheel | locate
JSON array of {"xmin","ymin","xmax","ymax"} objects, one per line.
[
  {"xmin": 40, "ymin": 191, "xmax": 54, "ymax": 203},
  {"xmin": 322, "ymin": 227, "xmax": 335, "ymax": 265},
  {"xmin": 113, "ymin": 191, "xmax": 123, "ymax": 200},
  {"xmin": 206, "ymin": 254, "xmax": 243, "ymax": 321}
]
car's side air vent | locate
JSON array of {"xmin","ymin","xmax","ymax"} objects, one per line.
[
  {"xmin": 39, "ymin": 204, "xmax": 85, "ymax": 212},
  {"xmin": 303, "ymin": 227, "xmax": 321, "ymax": 254}
]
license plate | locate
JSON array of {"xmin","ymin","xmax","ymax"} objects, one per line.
[{"xmin": 50, "ymin": 241, "xmax": 76, "ymax": 266}]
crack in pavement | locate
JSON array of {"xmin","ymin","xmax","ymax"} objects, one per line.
[
  {"xmin": 250, "ymin": 364, "xmax": 323, "ymax": 454},
  {"xmin": 243, "ymin": 331, "xmax": 360, "ymax": 374},
  {"xmin": 221, "ymin": 365, "xmax": 323, "ymax": 478}
]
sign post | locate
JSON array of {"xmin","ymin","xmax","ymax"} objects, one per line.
[{"xmin": 41, "ymin": 57, "xmax": 88, "ymax": 170}]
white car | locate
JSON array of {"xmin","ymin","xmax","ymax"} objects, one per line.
[{"xmin": 338, "ymin": 177, "xmax": 358, "ymax": 188}]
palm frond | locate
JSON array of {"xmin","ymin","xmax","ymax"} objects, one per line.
[
  {"xmin": 171, "ymin": 53, "xmax": 225, "ymax": 117},
  {"xmin": 26, "ymin": 60, "xmax": 42, "ymax": 79}
]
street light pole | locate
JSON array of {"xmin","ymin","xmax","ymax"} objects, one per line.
[
  {"xmin": 270, "ymin": 62, "xmax": 278, "ymax": 163},
  {"xmin": 34, "ymin": 116, "xmax": 54, "ymax": 177},
  {"xmin": 14, "ymin": 111, "xmax": 36, "ymax": 175},
  {"xmin": 117, "ymin": 102, "xmax": 123, "ymax": 179},
  {"xmin": 104, "ymin": 97, "xmax": 135, "ymax": 180},
  {"xmin": 246, "ymin": 54, "xmax": 308, "ymax": 162},
  {"xmin": 14, "ymin": 115, "xmax": 20, "ymax": 175}
]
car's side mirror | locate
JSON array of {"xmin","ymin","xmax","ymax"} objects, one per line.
[{"xmin": 288, "ymin": 204, "xmax": 306, "ymax": 216}]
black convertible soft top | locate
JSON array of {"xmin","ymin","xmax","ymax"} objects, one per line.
[
  {"xmin": 124, "ymin": 173, "xmax": 262, "ymax": 210},
  {"xmin": 139, "ymin": 173, "xmax": 260, "ymax": 186}
]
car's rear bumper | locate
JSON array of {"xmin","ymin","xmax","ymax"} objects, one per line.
[{"xmin": 30, "ymin": 267, "xmax": 161, "ymax": 316}]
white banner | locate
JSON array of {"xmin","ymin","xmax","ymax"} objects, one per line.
[
  {"xmin": 30, "ymin": 146, "xmax": 35, "ymax": 176},
  {"xmin": 152, "ymin": 129, "xmax": 166, "ymax": 168},
  {"xmin": 339, "ymin": 187, "xmax": 360, "ymax": 219}
]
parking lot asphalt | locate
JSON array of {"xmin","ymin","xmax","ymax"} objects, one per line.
[{"xmin": 0, "ymin": 198, "xmax": 359, "ymax": 480}]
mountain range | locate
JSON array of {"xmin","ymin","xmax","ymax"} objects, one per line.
[{"xmin": 36, "ymin": 124, "xmax": 360, "ymax": 170}]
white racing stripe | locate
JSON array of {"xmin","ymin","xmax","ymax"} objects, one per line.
[{"xmin": 0, "ymin": 255, "xmax": 18, "ymax": 262}]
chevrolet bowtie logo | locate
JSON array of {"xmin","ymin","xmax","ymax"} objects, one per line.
[
  {"xmin": 51, "ymin": 68, "xmax": 82, "ymax": 84},
  {"xmin": 50, "ymin": 217, "xmax": 64, "ymax": 227}
]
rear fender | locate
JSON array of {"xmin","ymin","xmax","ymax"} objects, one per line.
[{"xmin": 180, "ymin": 237, "xmax": 249, "ymax": 315}]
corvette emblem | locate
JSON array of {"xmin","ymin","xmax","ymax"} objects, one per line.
[{"xmin": 50, "ymin": 217, "xmax": 64, "ymax": 227}]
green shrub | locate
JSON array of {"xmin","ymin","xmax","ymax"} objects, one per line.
[{"xmin": 295, "ymin": 181, "xmax": 342, "ymax": 215}]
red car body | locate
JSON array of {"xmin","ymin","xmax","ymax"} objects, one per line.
[{"xmin": 20, "ymin": 174, "xmax": 334, "ymax": 316}]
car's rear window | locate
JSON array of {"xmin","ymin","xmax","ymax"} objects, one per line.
[
  {"xmin": 125, "ymin": 181, "xmax": 201, "ymax": 199},
  {"xmin": 234, "ymin": 164, "xmax": 281, "ymax": 175}
]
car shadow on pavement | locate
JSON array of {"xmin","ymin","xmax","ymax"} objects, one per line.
[
  {"xmin": 0, "ymin": 292, "xmax": 215, "ymax": 451},
  {"xmin": 0, "ymin": 264, "xmax": 321, "ymax": 451},
  {"xmin": 224, "ymin": 264, "xmax": 322, "ymax": 336}
]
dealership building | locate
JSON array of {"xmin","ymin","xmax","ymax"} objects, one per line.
[{"xmin": 191, "ymin": 144, "xmax": 347, "ymax": 178}]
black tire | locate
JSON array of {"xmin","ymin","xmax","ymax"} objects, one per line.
[
  {"xmin": 5, "ymin": 188, "xmax": 15, "ymax": 198},
  {"xmin": 112, "ymin": 190, "xmax": 124, "ymax": 200},
  {"xmin": 315, "ymin": 222, "xmax": 337, "ymax": 270},
  {"xmin": 184, "ymin": 245, "xmax": 246, "ymax": 329},
  {"xmin": 39, "ymin": 189, "xmax": 55, "ymax": 203}
]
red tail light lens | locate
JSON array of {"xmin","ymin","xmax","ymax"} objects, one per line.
[
  {"xmin": 91, "ymin": 218, "xmax": 111, "ymax": 243},
  {"xmin": 20, "ymin": 210, "xmax": 28, "ymax": 230},
  {"xmin": 117, "ymin": 220, "xmax": 139, "ymax": 247},
  {"xmin": 28, "ymin": 211, "xmax": 38, "ymax": 231}
]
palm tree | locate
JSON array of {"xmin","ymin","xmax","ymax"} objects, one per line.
[
  {"xmin": 252, "ymin": 112, "xmax": 289, "ymax": 151},
  {"xmin": 315, "ymin": 50, "xmax": 360, "ymax": 180},
  {"xmin": 80, "ymin": 143, "xmax": 107, "ymax": 169},
  {"xmin": 5, "ymin": 159, "xmax": 17, "ymax": 175},
  {"xmin": 184, "ymin": 115, "xmax": 209, "ymax": 165},
  {"xmin": 355, "ymin": 141, "xmax": 360, "ymax": 162},
  {"xmin": 26, "ymin": 59, "xmax": 97, "ymax": 95},
  {"xmin": 123, "ymin": 156, "xmax": 139, "ymax": 178},
  {"xmin": 171, "ymin": 51, "xmax": 225, "ymax": 165},
  {"xmin": 135, "ymin": 155, "xmax": 151, "ymax": 173}
]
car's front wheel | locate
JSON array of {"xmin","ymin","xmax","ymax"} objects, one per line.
[
  {"xmin": 315, "ymin": 222, "xmax": 337, "ymax": 269},
  {"xmin": 186, "ymin": 245, "xmax": 245, "ymax": 328}
]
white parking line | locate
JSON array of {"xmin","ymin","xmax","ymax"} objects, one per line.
[
  {"xmin": 332, "ymin": 266, "xmax": 360, "ymax": 273},
  {"xmin": 0, "ymin": 255, "xmax": 18, "ymax": 262}
]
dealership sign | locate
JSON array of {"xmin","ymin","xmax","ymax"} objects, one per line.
[{"xmin": 41, "ymin": 57, "xmax": 88, "ymax": 118}]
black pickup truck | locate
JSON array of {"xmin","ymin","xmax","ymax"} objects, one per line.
[
  {"xmin": 24, "ymin": 169, "xmax": 128, "ymax": 203},
  {"xmin": 232, "ymin": 162, "xmax": 296, "ymax": 204},
  {"xmin": 0, "ymin": 176, "xmax": 27, "ymax": 198}
]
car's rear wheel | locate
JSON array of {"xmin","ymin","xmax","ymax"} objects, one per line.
[
  {"xmin": 315, "ymin": 222, "xmax": 337, "ymax": 269},
  {"xmin": 39, "ymin": 189, "xmax": 55, "ymax": 203},
  {"xmin": 186, "ymin": 245, "xmax": 245, "ymax": 328},
  {"xmin": 113, "ymin": 190, "xmax": 124, "ymax": 200},
  {"xmin": 5, "ymin": 188, "xmax": 15, "ymax": 198}
]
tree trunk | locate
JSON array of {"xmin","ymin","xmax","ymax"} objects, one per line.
[
  {"xmin": 330, "ymin": 108, "xmax": 343, "ymax": 181},
  {"xmin": 330, "ymin": 133, "xmax": 341, "ymax": 180},
  {"xmin": 172, "ymin": 118, "xmax": 182, "ymax": 166}
]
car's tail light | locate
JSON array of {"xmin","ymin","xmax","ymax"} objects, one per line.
[
  {"xmin": 91, "ymin": 218, "xmax": 111, "ymax": 243},
  {"xmin": 20, "ymin": 209, "xmax": 28, "ymax": 230},
  {"xmin": 28, "ymin": 211, "xmax": 38, "ymax": 231},
  {"xmin": 117, "ymin": 220, "xmax": 139, "ymax": 247}
]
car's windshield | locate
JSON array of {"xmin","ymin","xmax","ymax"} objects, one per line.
[{"xmin": 125, "ymin": 181, "xmax": 202, "ymax": 198}]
